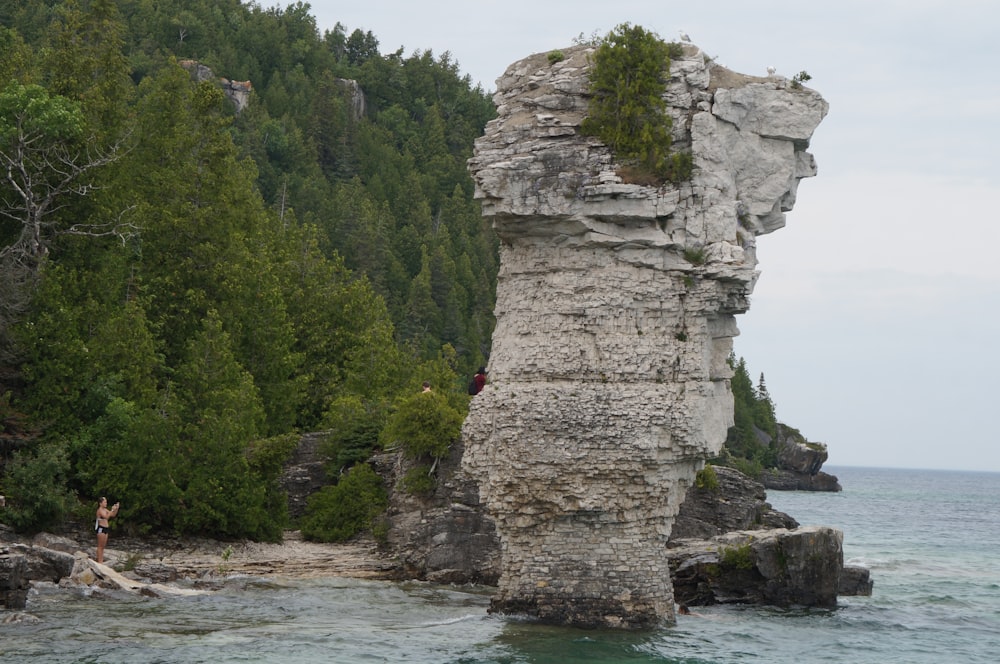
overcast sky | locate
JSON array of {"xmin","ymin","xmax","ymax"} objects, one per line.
[{"xmin": 298, "ymin": 0, "xmax": 1000, "ymax": 472}]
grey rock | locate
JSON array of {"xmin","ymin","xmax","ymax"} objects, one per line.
[
  {"xmin": 839, "ymin": 565, "xmax": 874, "ymax": 596},
  {"xmin": 671, "ymin": 466, "xmax": 798, "ymax": 540},
  {"xmin": 669, "ymin": 526, "xmax": 843, "ymax": 608},
  {"xmin": 461, "ymin": 41, "xmax": 826, "ymax": 627},
  {"xmin": 0, "ymin": 552, "xmax": 28, "ymax": 610},
  {"xmin": 280, "ymin": 431, "xmax": 333, "ymax": 519}
]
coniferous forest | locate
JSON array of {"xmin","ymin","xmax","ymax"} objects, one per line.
[
  {"xmin": 0, "ymin": 0, "xmax": 497, "ymax": 539},
  {"xmin": 0, "ymin": 2, "xmax": 789, "ymax": 542}
]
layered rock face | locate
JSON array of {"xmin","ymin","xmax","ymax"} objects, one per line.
[{"xmin": 461, "ymin": 43, "xmax": 827, "ymax": 628}]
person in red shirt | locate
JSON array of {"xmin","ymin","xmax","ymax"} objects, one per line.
[{"xmin": 472, "ymin": 367, "xmax": 487, "ymax": 395}]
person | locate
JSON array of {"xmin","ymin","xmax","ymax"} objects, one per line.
[
  {"xmin": 677, "ymin": 604, "xmax": 705, "ymax": 617},
  {"xmin": 472, "ymin": 367, "xmax": 487, "ymax": 395},
  {"xmin": 422, "ymin": 381, "xmax": 432, "ymax": 392},
  {"xmin": 95, "ymin": 496, "xmax": 120, "ymax": 564}
]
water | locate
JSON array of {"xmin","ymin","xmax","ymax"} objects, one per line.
[{"xmin": 3, "ymin": 466, "xmax": 999, "ymax": 663}]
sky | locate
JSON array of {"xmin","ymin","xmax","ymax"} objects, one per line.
[{"xmin": 297, "ymin": 0, "xmax": 1000, "ymax": 472}]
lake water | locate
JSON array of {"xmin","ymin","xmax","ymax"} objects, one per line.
[{"xmin": 3, "ymin": 466, "xmax": 998, "ymax": 663}]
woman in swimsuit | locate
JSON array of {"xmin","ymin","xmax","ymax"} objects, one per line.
[{"xmin": 95, "ymin": 496, "xmax": 120, "ymax": 564}]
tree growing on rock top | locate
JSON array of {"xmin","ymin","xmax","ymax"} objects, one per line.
[{"xmin": 580, "ymin": 23, "xmax": 690, "ymax": 183}]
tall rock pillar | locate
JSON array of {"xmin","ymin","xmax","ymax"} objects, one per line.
[{"xmin": 461, "ymin": 43, "xmax": 827, "ymax": 628}]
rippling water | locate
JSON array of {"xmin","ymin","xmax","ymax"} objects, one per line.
[{"xmin": 3, "ymin": 467, "xmax": 998, "ymax": 663}]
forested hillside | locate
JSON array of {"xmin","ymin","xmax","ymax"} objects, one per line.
[{"xmin": 0, "ymin": 0, "xmax": 497, "ymax": 538}]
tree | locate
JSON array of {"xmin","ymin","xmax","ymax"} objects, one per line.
[
  {"xmin": 0, "ymin": 83, "xmax": 126, "ymax": 352},
  {"xmin": 300, "ymin": 463, "xmax": 387, "ymax": 542},
  {"xmin": 380, "ymin": 387, "xmax": 463, "ymax": 462},
  {"xmin": 720, "ymin": 355, "xmax": 780, "ymax": 476},
  {"xmin": 580, "ymin": 23, "xmax": 682, "ymax": 181}
]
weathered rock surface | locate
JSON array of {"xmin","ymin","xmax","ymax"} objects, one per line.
[
  {"xmin": 671, "ymin": 466, "xmax": 799, "ymax": 540},
  {"xmin": 460, "ymin": 42, "xmax": 826, "ymax": 628},
  {"xmin": 760, "ymin": 423, "xmax": 842, "ymax": 492},
  {"xmin": 0, "ymin": 549, "xmax": 27, "ymax": 609},
  {"xmin": 280, "ymin": 431, "xmax": 333, "ymax": 519},
  {"xmin": 839, "ymin": 564, "xmax": 874, "ymax": 596},
  {"xmin": 669, "ymin": 527, "xmax": 844, "ymax": 608},
  {"xmin": 374, "ymin": 440, "xmax": 501, "ymax": 585},
  {"xmin": 178, "ymin": 60, "xmax": 252, "ymax": 113}
]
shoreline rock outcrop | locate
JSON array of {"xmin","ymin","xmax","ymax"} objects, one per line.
[
  {"xmin": 460, "ymin": 42, "xmax": 827, "ymax": 628},
  {"xmin": 761, "ymin": 423, "xmax": 842, "ymax": 491},
  {"xmin": 1, "ymin": 456, "xmax": 870, "ymax": 612}
]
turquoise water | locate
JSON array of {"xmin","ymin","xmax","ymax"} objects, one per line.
[{"xmin": 3, "ymin": 467, "xmax": 998, "ymax": 663}]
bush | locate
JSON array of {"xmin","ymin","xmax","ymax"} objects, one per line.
[
  {"xmin": 321, "ymin": 395, "xmax": 387, "ymax": 469},
  {"xmin": 719, "ymin": 543, "xmax": 755, "ymax": 570},
  {"xmin": 1, "ymin": 442, "xmax": 75, "ymax": 533},
  {"xmin": 300, "ymin": 464, "xmax": 388, "ymax": 542},
  {"xmin": 379, "ymin": 390, "xmax": 463, "ymax": 461},
  {"xmin": 401, "ymin": 464, "xmax": 437, "ymax": 496},
  {"xmin": 580, "ymin": 23, "xmax": 679, "ymax": 182},
  {"xmin": 695, "ymin": 464, "xmax": 719, "ymax": 492}
]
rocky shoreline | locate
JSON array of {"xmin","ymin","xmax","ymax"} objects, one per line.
[
  {"xmin": 2, "ymin": 440, "xmax": 869, "ymax": 615},
  {"xmin": 0, "ymin": 526, "xmax": 395, "ymax": 612}
]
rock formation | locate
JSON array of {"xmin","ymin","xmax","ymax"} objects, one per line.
[
  {"xmin": 280, "ymin": 431, "xmax": 333, "ymax": 519},
  {"xmin": 374, "ymin": 441, "xmax": 500, "ymax": 585},
  {"xmin": 671, "ymin": 465, "xmax": 799, "ymax": 540},
  {"xmin": 760, "ymin": 423, "xmax": 842, "ymax": 491},
  {"xmin": 669, "ymin": 526, "xmax": 845, "ymax": 608},
  {"xmin": 460, "ymin": 42, "xmax": 827, "ymax": 628},
  {"xmin": 179, "ymin": 60, "xmax": 253, "ymax": 113}
]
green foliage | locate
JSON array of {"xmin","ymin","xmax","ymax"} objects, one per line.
[
  {"xmin": 718, "ymin": 355, "xmax": 779, "ymax": 474},
  {"xmin": 0, "ymin": 82, "xmax": 85, "ymax": 141},
  {"xmin": 547, "ymin": 50, "xmax": 565, "ymax": 65},
  {"xmin": 401, "ymin": 464, "xmax": 438, "ymax": 496},
  {"xmin": 790, "ymin": 71, "xmax": 813, "ymax": 90},
  {"xmin": 580, "ymin": 23, "xmax": 679, "ymax": 182},
  {"xmin": 321, "ymin": 395, "xmax": 388, "ymax": 470},
  {"xmin": 719, "ymin": 543, "xmax": 755, "ymax": 570},
  {"xmin": 682, "ymin": 247, "xmax": 707, "ymax": 265},
  {"xmin": 726, "ymin": 455, "xmax": 764, "ymax": 480},
  {"xmin": 0, "ymin": 441, "xmax": 75, "ymax": 533},
  {"xmin": 0, "ymin": 0, "xmax": 498, "ymax": 539},
  {"xmin": 695, "ymin": 464, "xmax": 720, "ymax": 492},
  {"xmin": 380, "ymin": 389, "xmax": 464, "ymax": 461},
  {"xmin": 300, "ymin": 463, "xmax": 387, "ymax": 542}
]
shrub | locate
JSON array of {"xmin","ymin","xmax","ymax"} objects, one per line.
[
  {"xmin": 300, "ymin": 464, "xmax": 388, "ymax": 542},
  {"xmin": 401, "ymin": 465, "xmax": 437, "ymax": 496},
  {"xmin": 547, "ymin": 50, "xmax": 565, "ymax": 64},
  {"xmin": 0, "ymin": 441, "xmax": 75, "ymax": 533},
  {"xmin": 379, "ymin": 390, "xmax": 463, "ymax": 461},
  {"xmin": 695, "ymin": 464, "xmax": 720, "ymax": 492},
  {"xmin": 580, "ymin": 23, "xmax": 679, "ymax": 182},
  {"xmin": 790, "ymin": 70, "xmax": 812, "ymax": 89},
  {"xmin": 321, "ymin": 395, "xmax": 387, "ymax": 469},
  {"xmin": 682, "ymin": 247, "xmax": 706, "ymax": 265},
  {"xmin": 719, "ymin": 543, "xmax": 755, "ymax": 570}
]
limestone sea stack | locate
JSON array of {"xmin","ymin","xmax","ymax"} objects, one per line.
[{"xmin": 460, "ymin": 42, "xmax": 827, "ymax": 628}]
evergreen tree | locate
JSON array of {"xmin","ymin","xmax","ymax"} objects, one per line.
[{"xmin": 580, "ymin": 23, "xmax": 676, "ymax": 178}]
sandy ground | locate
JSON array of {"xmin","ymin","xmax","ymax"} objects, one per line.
[{"xmin": 88, "ymin": 530, "xmax": 399, "ymax": 581}]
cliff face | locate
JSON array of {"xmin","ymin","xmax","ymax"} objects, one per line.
[{"xmin": 460, "ymin": 43, "xmax": 827, "ymax": 628}]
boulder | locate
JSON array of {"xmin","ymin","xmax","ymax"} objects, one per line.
[
  {"xmin": 671, "ymin": 465, "xmax": 798, "ymax": 539},
  {"xmin": 839, "ymin": 565, "xmax": 874, "ymax": 596},
  {"xmin": 67, "ymin": 554, "xmax": 205, "ymax": 597},
  {"xmin": 0, "ymin": 551, "xmax": 28, "ymax": 610},
  {"xmin": 669, "ymin": 526, "xmax": 844, "ymax": 608}
]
